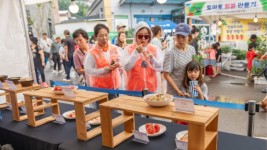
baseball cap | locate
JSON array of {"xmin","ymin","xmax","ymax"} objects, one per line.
[
  {"xmin": 250, "ymin": 34, "xmax": 257, "ymax": 39},
  {"xmin": 117, "ymin": 23, "xmax": 126, "ymax": 30},
  {"xmin": 174, "ymin": 23, "xmax": 191, "ymax": 36}
]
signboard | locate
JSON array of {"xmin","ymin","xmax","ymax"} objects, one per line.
[
  {"xmin": 220, "ymin": 18, "xmax": 267, "ymax": 41},
  {"xmin": 185, "ymin": 0, "xmax": 267, "ymax": 17}
]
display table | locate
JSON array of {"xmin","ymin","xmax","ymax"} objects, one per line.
[
  {"xmin": 99, "ymin": 96, "xmax": 219, "ymax": 150},
  {"xmin": 0, "ymin": 83, "xmax": 41, "ymax": 121},
  {"xmin": 0, "ymin": 90, "xmax": 10, "ymax": 109},
  {"xmin": 23, "ymin": 87, "xmax": 109, "ymax": 141},
  {"xmin": 0, "ymin": 103, "xmax": 266, "ymax": 150}
]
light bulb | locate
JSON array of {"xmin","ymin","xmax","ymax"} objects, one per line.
[
  {"xmin": 69, "ymin": 1, "xmax": 79, "ymax": 14},
  {"xmin": 157, "ymin": 0, "xmax": 167, "ymax": 4},
  {"xmin": 218, "ymin": 20, "xmax": 222, "ymax": 26},
  {"xmin": 254, "ymin": 16, "xmax": 258, "ymax": 23}
]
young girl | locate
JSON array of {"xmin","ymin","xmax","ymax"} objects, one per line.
[{"xmin": 181, "ymin": 61, "xmax": 208, "ymax": 100}]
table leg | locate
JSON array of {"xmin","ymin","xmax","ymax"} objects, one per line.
[
  {"xmin": 188, "ymin": 124, "xmax": 205, "ymax": 150},
  {"xmin": 74, "ymin": 102, "xmax": 87, "ymax": 140},
  {"xmin": 9, "ymin": 91, "xmax": 20, "ymax": 121},
  {"xmin": 5, "ymin": 91, "xmax": 10, "ymax": 103},
  {"xmin": 36, "ymin": 97, "xmax": 44, "ymax": 114},
  {"xmin": 24, "ymin": 95, "xmax": 35, "ymax": 126},
  {"xmin": 100, "ymin": 106, "xmax": 113, "ymax": 147},
  {"xmin": 51, "ymin": 99, "xmax": 60, "ymax": 115},
  {"xmin": 123, "ymin": 111, "xmax": 134, "ymax": 133}
]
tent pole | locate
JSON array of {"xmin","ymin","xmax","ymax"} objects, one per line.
[{"xmin": 18, "ymin": 0, "xmax": 37, "ymax": 82}]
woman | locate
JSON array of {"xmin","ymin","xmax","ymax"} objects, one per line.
[
  {"xmin": 163, "ymin": 23, "xmax": 196, "ymax": 96},
  {"xmin": 189, "ymin": 25, "xmax": 199, "ymax": 54},
  {"xmin": 123, "ymin": 21, "xmax": 162, "ymax": 92},
  {"xmin": 116, "ymin": 32, "xmax": 127, "ymax": 49},
  {"xmin": 72, "ymin": 28, "xmax": 90, "ymax": 86},
  {"xmin": 30, "ymin": 37, "xmax": 48, "ymax": 87},
  {"xmin": 84, "ymin": 24, "xmax": 121, "ymax": 90}
]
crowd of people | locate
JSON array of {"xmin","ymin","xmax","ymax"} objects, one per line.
[{"xmin": 28, "ymin": 22, "xmax": 267, "ymax": 106}]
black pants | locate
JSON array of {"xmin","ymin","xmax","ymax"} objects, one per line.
[
  {"xmin": 66, "ymin": 58, "xmax": 74, "ymax": 79},
  {"xmin": 52, "ymin": 53, "xmax": 61, "ymax": 71},
  {"xmin": 35, "ymin": 64, "xmax": 45, "ymax": 84}
]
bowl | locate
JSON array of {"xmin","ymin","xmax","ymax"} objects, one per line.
[
  {"xmin": 19, "ymin": 79, "xmax": 34, "ymax": 87},
  {"xmin": 0, "ymin": 75, "xmax": 8, "ymax": 82},
  {"xmin": 175, "ymin": 130, "xmax": 188, "ymax": 150},
  {"xmin": 7, "ymin": 77, "xmax": 21, "ymax": 84},
  {"xmin": 51, "ymin": 85, "xmax": 78, "ymax": 94},
  {"xmin": 143, "ymin": 93, "xmax": 173, "ymax": 107}
]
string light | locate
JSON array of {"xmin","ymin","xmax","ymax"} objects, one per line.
[
  {"xmin": 157, "ymin": 0, "xmax": 167, "ymax": 4},
  {"xmin": 254, "ymin": 14, "xmax": 258, "ymax": 23},
  {"xmin": 69, "ymin": 0, "xmax": 79, "ymax": 14}
]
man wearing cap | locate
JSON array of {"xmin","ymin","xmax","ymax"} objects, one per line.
[
  {"xmin": 163, "ymin": 23, "xmax": 196, "ymax": 96},
  {"xmin": 112, "ymin": 23, "xmax": 126, "ymax": 45}
]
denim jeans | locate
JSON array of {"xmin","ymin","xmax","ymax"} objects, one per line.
[{"xmin": 65, "ymin": 58, "xmax": 74, "ymax": 79}]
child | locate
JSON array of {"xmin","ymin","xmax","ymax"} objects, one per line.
[
  {"xmin": 246, "ymin": 43, "xmax": 257, "ymax": 79},
  {"xmin": 181, "ymin": 61, "xmax": 208, "ymax": 100},
  {"xmin": 205, "ymin": 43, "xmax": 217, "ymax": 77}
]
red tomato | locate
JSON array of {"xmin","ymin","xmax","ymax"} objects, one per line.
[
  {"xmin": 146, "ymin": 126, "xmax": 155, "ymax": 134},
  {"xmin": 145, "ymin": 123, "xmax": 153, "ymax": 129},
  {"xmin": 54, "ymin": 86, "xmax": 62, "ymax": 91},
  {"xmin": 154, "ymin": 124, "xmax": 160, "ymax": 133}
]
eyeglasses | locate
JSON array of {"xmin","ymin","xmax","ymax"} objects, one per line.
[{"xmin": 137, "ymin": 34, "xmax": 149, "ymax": 40}]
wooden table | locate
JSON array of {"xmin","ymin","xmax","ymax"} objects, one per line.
[
  {"xmin": 99, "ymin": 96, "xmax": 219, "ymax": 150},
  {"xmin": 23, "ymin": 87, "xmax": 109, "ymax": 141},
  {"xmin": 0, "ymin": 83, "xmax": 41, "ymax": 121}
]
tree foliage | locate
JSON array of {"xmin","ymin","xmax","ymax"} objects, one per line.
[{"xmin": 58, "ymin": 0, "xmax": 89, "ymax": 18}]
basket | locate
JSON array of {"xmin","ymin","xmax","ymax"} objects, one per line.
[
  {"xmin": 0, "ymin": 75, "xmax": 8, "ymax": 82},
  {"xmin": 7, "ymin": 77, "xmax": 21, "ymax": 84},
  {"xmin": 19, "ymin": 79, "xmax": 34, "ymax": 87}
]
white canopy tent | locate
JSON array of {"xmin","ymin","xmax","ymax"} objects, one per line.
[{"xmin": 0, "ymin": 0, "xmax": 51, "ymax": 81}]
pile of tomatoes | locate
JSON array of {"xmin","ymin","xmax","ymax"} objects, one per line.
[{"xmin": 145, "ymin": 123, "xmax": 160, "ymax": 134}]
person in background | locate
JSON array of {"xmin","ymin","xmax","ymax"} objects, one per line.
[
  {"xmin": 151, "ymin": 25, "xmax": 167, "ymax": 51},
  {"xmin": 259, "ymin": 95, "xmax": 267, "ymax": 111},
  {"xmin": 40, "ymin": 33, "xmax": 53, "ymax": 66},
  {"xmin": 181, "ymin": 61, "xmax": 208, "ymax": 100},
  {"xmin": 115, "ymin": 32, "xmax": 127, "ymax": 49},
  {"xmin": 112, "ymin": 23, "xmax": 126, "ymax": 45},
  {"xmin": 189, "ymin": 25, "xmax": 200, "ymax": 54},
  {"xmin": 205, "ymin": 43, "xmax": 217, "ymax": 77},
  {"xmin": 249, "ymin": 34, "xmax": 258, "ymax": 49},
  {"xmin": 246, "ymin": 43, "xmax": 258, "ymax": 79},
  {"xmin": 59, "ymin": 39, "xmax": 66, "ymax": 74},
  {"xmin": 163, "ymin": 23, "xmax": 196, "ymax": 96},
  {"xmin": 30, "ymin": 37, "xmax": 48, "ymax": 87},
  {"xmin": 50, "ymin": 37, "xmax": 62, "ymax": 74},
  {"xmin": 123, "ymin": 21, "xmax": 163, "ymax": 93},
  {"xmin": 89, "ymin": 35, "xmax": 96, "ymax": 49},
  {"xmin": 63, "ymin": 30, "xmax": 76, "ymax": 81},
  {"xmin": 84, "ymin": 23, "xmax": 122, "ymax": 92},
  {"xmin": 73, "ymin": 29, "xmax": 90, "ymax": 86},
  {"xmin": 215, "ymin": 42, "xmax": 222, "ymax": 75}
]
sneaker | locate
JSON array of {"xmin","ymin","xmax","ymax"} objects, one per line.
[
  {"xmin": 53, "ymin": 70, "xmax": 56, "ymax": 73},
  {"xmin": 41, "ymin": 82, "xmax": 48, "ymax": 87},
  {"xmin": 63, "ymin": 78, "xmax": 71, "ymax": 82},
  {"xmin": 58, "ymin": 70, "xmax": 63, "ymax": 74}
]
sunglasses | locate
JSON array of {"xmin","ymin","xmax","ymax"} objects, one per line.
[{"xmin": 137, "ymin": 34, "xmax": 149, "ymax": 40}]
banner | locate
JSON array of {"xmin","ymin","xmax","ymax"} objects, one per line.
[
  {"xmin": 220, "ymin": 18, "xmax": 267, "ymax": 41},
  {"xmin": 185, "ymin": 0, "xmax": 267, "ymax": 17}
]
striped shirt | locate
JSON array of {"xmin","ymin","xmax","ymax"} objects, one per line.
[{"xmin": 163, "ymin": 45, "xmax": 196, "ymax": 96}]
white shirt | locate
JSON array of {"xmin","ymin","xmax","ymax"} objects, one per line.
[{"xmin": 40, "ymin": 38, "xmax": 53, "ymax": 53}]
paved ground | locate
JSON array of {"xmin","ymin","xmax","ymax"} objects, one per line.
[{"xmin": 1, "ymin": 64, "xmax": 266, "ymax": 139}]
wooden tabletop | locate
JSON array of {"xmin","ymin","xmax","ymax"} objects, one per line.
[
  {"xmin": 0, "ymin": 83, "xmax": 41, "ymax": 92},
  {"xmin": 100, "ymin": 96, "xmax": 219, "ymax": 125},
  {"xmin": 23, "ymin": 87, "xmax": 108, "ymax": 104}
]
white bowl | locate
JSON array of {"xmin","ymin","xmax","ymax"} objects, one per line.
[
  {"xmin": 138, "ymin": 123, "xmax": 166, "ymax": 137},
  {"xmin": 175, "ymin": 130, "xmax": 188, "ymax": 150},
  {"xmin": 143, "ymin": 94, "xmax": 173, "ymax": 107}
]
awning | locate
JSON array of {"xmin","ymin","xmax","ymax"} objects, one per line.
[{"xmin": 146, "ymin": 20, "xmax": 176, "ymax": 30}]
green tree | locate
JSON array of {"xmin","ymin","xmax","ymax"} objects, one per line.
[{"xmin": 58, "ymin": 0, "xmax": 89, "ymax": 18}]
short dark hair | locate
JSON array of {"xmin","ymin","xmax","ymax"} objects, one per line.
[
  {"xmin": 94, "ymin": 24, "xmax": 109, "ymax": 37},
  {"xmin": 191, "ymin": 25, "xmax": 199, "ymax": 34},
  {"xmin": 72, "ymin": 28, "xmax": 88, "ymax": 40},
  {"xmin": 250, "ymin": 34, "xmax": 257, "ymax": 39},
  {"xmin": 42, "ymin": 33, "xmax": 47, "ymax": 36},
  {"xmin": 30, "ymin": 37, "xmax": 38, "ymax": 45},
  {"xmin": 151, "ymin": 25, "xmax": 162, "ymax": 37},
  {"xmin": 64, "ymin": 30, "xmax": 70, "ymax": 35}
]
